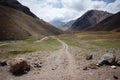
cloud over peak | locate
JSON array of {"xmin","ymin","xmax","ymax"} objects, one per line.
[{"xmin": 18, "ymin": 0, "xmax": 120, "ymax": 22}]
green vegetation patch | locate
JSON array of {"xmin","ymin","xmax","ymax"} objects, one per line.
[
  {"xmin": 0, "ymin": 38, "xmax": 61, "ymax": 59},
  {"xmin": 90, "ymin": 41, "xmax": 120, "ymax": 48},
  {"xmin": 62, "ymin": 39, "xmax": 80, "ymax": 47}
]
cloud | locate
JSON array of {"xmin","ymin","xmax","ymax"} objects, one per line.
[
  {"xmin": 18, "ymin": 0, "xmax": 120, "ymax": 23},
  {"xmin": 105, "ymin": 0, "xmax": 120, "ymax": 13}
]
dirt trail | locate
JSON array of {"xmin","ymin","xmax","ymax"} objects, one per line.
[
  {"xmin": 29, "ymin": 36, "xmax": 78, "ymax": 80},
  {"xmin": 35, "ymin": 36, "xmax": 48, "ymax": 43},
  {"xmin": 0, "ymin": 36, "xmax": 79, "ymax": 80},
  {"xmin": 0, "ymin": 43, "xmax": 8, "ymax": 46}
]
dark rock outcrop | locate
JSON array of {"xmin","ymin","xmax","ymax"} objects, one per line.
[{"xmin": 9, "ymin": 58, "xmax": 30, "ymax": 76}]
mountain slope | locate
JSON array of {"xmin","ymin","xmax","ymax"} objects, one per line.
[
  {"xmin": 0, "ymin": 0, "xmax": 37, "ymax": 18},
  {"xmin": 68, "ymin": 10, "xmax": 112, "ymax": 31},
  {"xmin": 87, "ymin": 12, "xmax": 120, "ymax": 32},
  {"xmin": 0, "ymin": 5, "xmax": 62, "ymax": 40}
]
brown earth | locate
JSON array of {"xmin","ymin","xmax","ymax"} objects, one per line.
[
  {"xmin": 0, "ymin": 5, "xmax": 62, "ymax": 40},
  {"xmin": 0, "ymin": 36, "xmax": 120, "ymax": 80}
]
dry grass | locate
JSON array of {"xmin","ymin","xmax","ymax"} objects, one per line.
[
  {"xmin": 75, "ymin": 31, "xmax": 120, "ymax": 40},
  {"xmin": 59, "ymin": 31, "xmax": 120, "ymax": 60}
]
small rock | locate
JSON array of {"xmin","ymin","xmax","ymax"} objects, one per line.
[
  {"xmin": 96, "ymin": 64, "xmax": 100, "ymax": 67},
  {"xmin": 34, "ymin": 63, "xmax": 42, "ymax": 68},
  {"xmin": 0, "ymin": 60, "xmax": 7, "ymax": 66},
  {"xmin": 86, "ymin": 54, "xmax": 93, "ymax": 60},
  {"xmin": 113, "ymin": 75, "xmax": 118, "ymax": 79},
  {"xmin": 52, "ymin": 68, "xmax": 55, "ymax": 70},
  {"xmin": 111, "ymin": 65, "xmax": 117, "ymax": 69},
  {"xmin": 83, "ymin": 66, "xmax": 88, "ymax": 70}
]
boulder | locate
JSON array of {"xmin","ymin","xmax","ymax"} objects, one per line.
[
  {"xmin": 98, "ymin": 53, "xmax": 116, "ymax": 66},
  {"xmin": 86, "ymin": 54, "xmax": 93, "ymax": 60},
  {"xmin": 9, "ymin": 58, "xmax": 30, "ymax": 75}
]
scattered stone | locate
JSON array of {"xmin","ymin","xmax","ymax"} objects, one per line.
[
  {"xmin": 52, "ymin": 68, "xmax": 55, "ymax": 70},
  {"xmin": 86, "ymin": 54, "xmax": 93, "ymax": 60},
  {"xmin": 83, "ymin": 66, "xmax": 88, "ymax": 70},
  {"xmin": 111, "ymin": 65, "xmax": 117, "ymax": 69},
  {"xmin": 9, "ymin": 58, "xmax": 30, "ymax": 76},
  {"xmin": 40, "ymin": 62, "xmax": 42, "ymax": 64},
  {"xmin": 96, "ymin": 64, "xmax": 100, "ymax": 67},
  {"xmin": 98, "ymin": 53, "xmax": 116, "ymax": 66},
  {"xmin": 0, "ymin": 60, "xmax": 7, "ymax": 66},
  {"xmin": 34, "ymin": 63, "xmax": 42, "ymax": 68},
  {"xmin": 113, "ymin": 75, "xmax": 118, "ymax": 79}
]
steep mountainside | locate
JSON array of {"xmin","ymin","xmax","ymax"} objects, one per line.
[
  {"xmin": 0, "ymin": 5, "xmax": 62, "ymax": 40},
  {"xmin": 68, "ymin": 10, "xmax": 112, "ymax": 31},
  {"xmin": 87, "ymin": 12, "xmax": 120, "ymax": 32},
  {"xmin": 0, "ymin": 0, "xmax": 37, "ymax": 18}
]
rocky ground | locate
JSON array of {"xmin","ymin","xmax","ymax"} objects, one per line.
[{"xmin": 0, "ymin": 36, "xmax": 120, "ymax": 80}]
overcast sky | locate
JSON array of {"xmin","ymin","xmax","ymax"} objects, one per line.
[{"xmin": 18, "ymin": 0, "xmax": 120, "ymax": 22}]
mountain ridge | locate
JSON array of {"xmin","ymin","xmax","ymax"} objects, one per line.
[
  {"xmin": 0, "ymin": 0, "xmax": 37, "ymax": 18},
  {"xmin": 68, "ymin": 10, "xmax": 112, "ymax": 31},
  {"xmin": 87, "ymin": 12, "xmax": 120, "ymax": 32}
]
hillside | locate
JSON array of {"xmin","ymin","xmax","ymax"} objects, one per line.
[
  {"xmin": 0, "ymin": 0, "xmax": 37, "ymax": 18},
  {"xmin": 68, "ymin": 10, "xmax": 112, "ymax": 31},
  {"xmin": 87, "ymin": 12, "xmax": 120, "ymax": 32},
  {"xmin": 0, "ymin": 5, "xmax": 62, "ymax": 40}
]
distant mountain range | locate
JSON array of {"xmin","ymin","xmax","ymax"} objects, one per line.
[
  {"xmin": 0, "ymin": 0, "xmax": 62, "ymax": 40},
  {"xmin": 50, "ymin": 20, "xmax": 65, "ymax": 30}
]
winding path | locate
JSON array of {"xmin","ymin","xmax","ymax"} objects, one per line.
[{"xmin": 32, "ymin": 36, "xmax": 78, "ymax": 80}]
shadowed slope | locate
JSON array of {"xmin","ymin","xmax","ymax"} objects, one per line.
[
  {"xmin": 0, "ymin": 5, "xmax": 62, "ymax": 40},
  {"xmin": 87, "ymin": 12, "xmax": 120, "ymax": 32},
  {"xmin": 68, "ymin": 10, "xmax": 112, "ymax": 31}
]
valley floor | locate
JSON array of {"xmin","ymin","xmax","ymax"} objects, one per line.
[{"xmin": 0, "ymin": 32, "xmax": 120, "ymax": 80}]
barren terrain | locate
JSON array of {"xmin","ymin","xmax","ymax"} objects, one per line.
[{"xmin": 0, "ymin": 32, "xmax": 120, "ymax": 80}]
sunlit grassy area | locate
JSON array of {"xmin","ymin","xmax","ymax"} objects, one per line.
[
  {"xmin": 0, "ymin": 38, "xmax": 61, "ymax": 59},
  {"xmin": 90, "ymin": 40, "xmax": 120, "ymax": 48},
  {"xmin": 59, "ymin": 31, "xmax": 120, "ymax": 60},
  {"xmin": 75, "ymin": 31, "xmax": 120, "ymax": 40}
]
